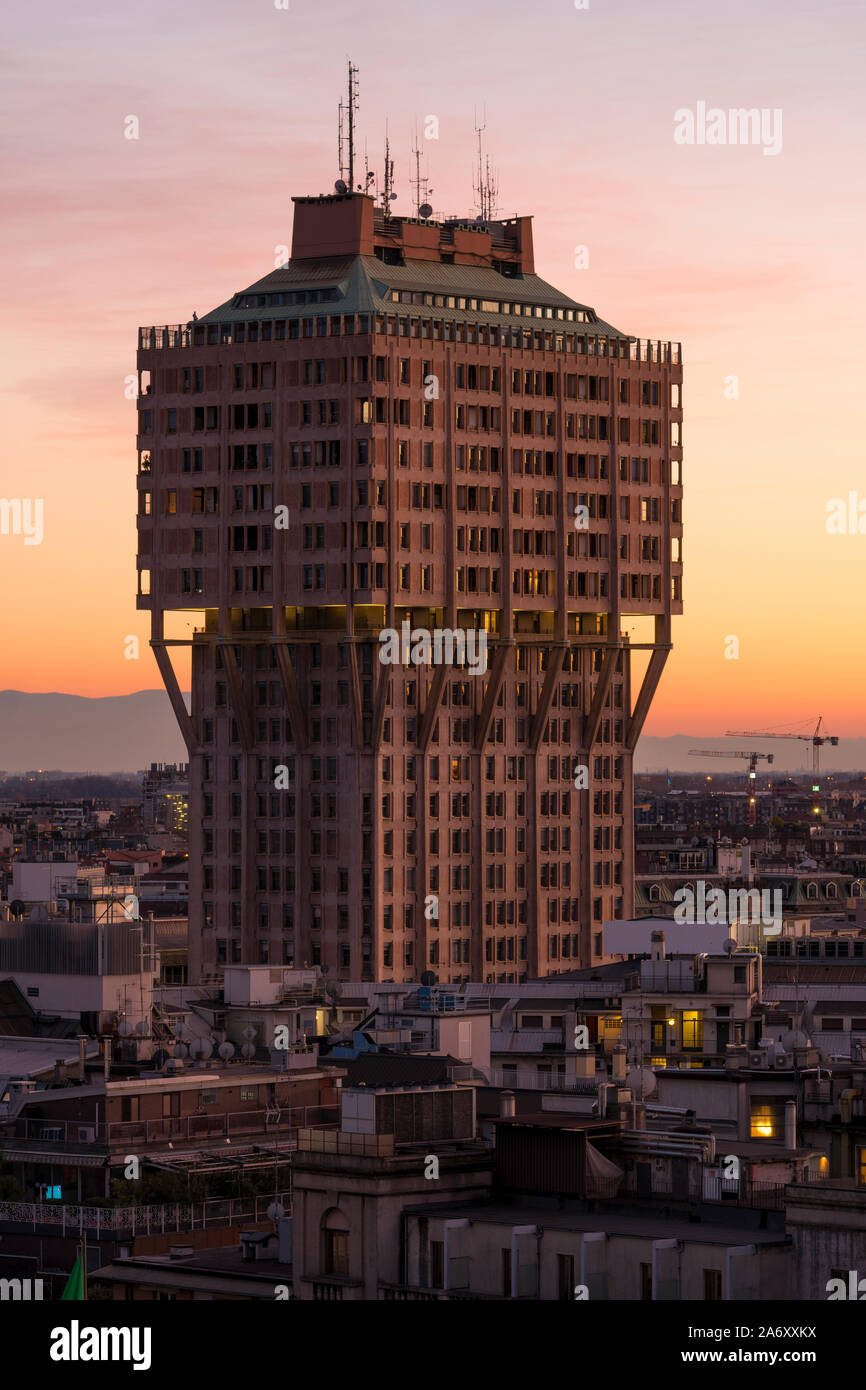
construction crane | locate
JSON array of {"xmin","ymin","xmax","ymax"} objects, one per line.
[
  {"xmin": 725, "ymin": 717, "xmax": 839, "ymax": 779},
  {"xmin": 689, "ymin": 749, "xmax": 775, "ymax": 827}
]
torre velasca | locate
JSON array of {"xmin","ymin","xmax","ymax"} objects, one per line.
[{"xmin": 136, "ymin": 192, "xmax": 683, "ymax": 985}]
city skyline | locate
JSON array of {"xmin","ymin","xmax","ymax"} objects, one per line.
[{"xmin": 2, "ymin": 0, "xmax": 865, "ymax": 735}]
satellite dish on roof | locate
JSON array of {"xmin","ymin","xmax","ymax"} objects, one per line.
[
  {"xmin": 242, "ymin": 1026, "xmax": 257, "ymax": 1041},
  {"xmin": 325, "ymin": 980, "xmax": 341, "ymax": 1000},
  {"xmin": 173, "ymin": 1043, "xmax": 189, "ymax": 1059},
  {"xmin": 725, "ymin": 938, "xmax": 737, "ymax": 955},
  {"xmin": 241, "ymin": 1043, "xmax": 256, "ymax": 1060},
  {"xmin": 218, "ymin": 1041, "xmax": 235, "ymax": 1062},
  {"xmin": 118, "ymin": 1020, "xmax": 133, "ymax": 1037},
  {"xmin": 267, "ymin": 1201, "xmax": 285, "ymax": 1222},
  {"xmin": 419, "ymin": 202, "xmax": 433, "ymax": 220},
  {"xmin": 420, "ymin": 970, "xmax": 438, "ymax": 987},
  {"xmin": 334, "ymin": 179, "xmax": 348, "ymax": 194},
  {"xmin": 191, "ymin": 1038, "xmax": 213, "ymax": 1059},
  {"xmin": 134, "ymin": 1020, "xmax": 149, "ymax": 1036}
]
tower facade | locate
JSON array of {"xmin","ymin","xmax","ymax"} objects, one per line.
[{"xmin": 136, "ymin": 192, "xmax": 683, "ymax": 985}]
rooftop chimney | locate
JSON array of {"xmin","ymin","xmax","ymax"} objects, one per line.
[{"xmin": 650, "ymin": 930, "xmax": 666, "ymax": 961}]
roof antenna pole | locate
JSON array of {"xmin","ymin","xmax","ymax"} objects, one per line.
[
  {"xmin": 473, "ymin": 107, "xmax": 498, "ymax": 223},
  {"xmin": 382, "ymin": 122, "xmax": 397, "ymax": 219},
  {"xmin": 411, "ymin": 123, "xmax": 434, "ymax": 220},
  {"xmin": 347, "ymin": 59, "xmax": 358, "ymax": 190},
  {"xmin": 337, "ymin": 60, "xmax": 364, "ymax": 197}
]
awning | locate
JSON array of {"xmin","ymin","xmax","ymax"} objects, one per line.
[{"xmin": 0, "ymin": 1149, "xmax": 107, "ymax": 1167}]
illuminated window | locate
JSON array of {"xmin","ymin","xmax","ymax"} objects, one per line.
[
  {"xmin": 681, "ymin": 1010, "xmax": 703, "ymax": 1049},
  {"xmin": 859, "ymin": 1148, "xmax": 866, "ymax": 1186},
  {"xmin": 750, "ymin": 1098, "xmax": 786, "ymax": 1140}
]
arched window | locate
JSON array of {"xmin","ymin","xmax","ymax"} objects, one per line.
[
  {"xmin": 826, "ymin": 882, "xmax": 837, "ymax": 899},
  {"xmin": 807, "ymin": 882, "xmax": 818, "ymax": 900},
  {"xmin": 649, "ymin": 884, "xmax": 661, "ymax": 903},
  {"xmin": 321, "ymin": 1207, "xmax": 350, "ymax": 1277}
]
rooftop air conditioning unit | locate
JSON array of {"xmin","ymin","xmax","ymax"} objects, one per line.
[
  {"xmin": 77, "ymin": 1126, "xmax": 96, "ymax": 1143},
  {"xmin": 748, "ymin": 1051, "xmax": 765, "ymax": 1067},
  {"xmin": 774, "ymin": 1052, "xmax": 792, "ymax": 1068}
]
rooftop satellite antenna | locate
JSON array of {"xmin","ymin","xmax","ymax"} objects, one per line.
[
  {"xmin": 473, "ymin": 107, "xmax": 499, "ymax": 223},
  {"xmin": 337, "ymin": 59, "xmax": 360, "ymax": 191}
]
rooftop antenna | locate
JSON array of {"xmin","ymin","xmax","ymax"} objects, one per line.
[
  {"xmin": 411, "ymin": 124, "xmax": 434, "ymax": 219},
  {"xmin": 473, "ymin": 107, "xmax": 499, "ymax": 223},
  {"xmin": 337, "ymin": 59, "xmax": 359, "ymax": 193},
  {"xmin": 381, "ymin": 122, "xmax": 398, "ymax": 218}
]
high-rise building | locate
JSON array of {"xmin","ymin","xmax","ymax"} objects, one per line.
[{"xmin": 136, "ymin": 191, "xmax": 683, "ymax": 985}]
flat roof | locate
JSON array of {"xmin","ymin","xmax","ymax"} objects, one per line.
[{"xmin": 401, "ymin": 1201, "xmax": 789, "ymax": 1247}]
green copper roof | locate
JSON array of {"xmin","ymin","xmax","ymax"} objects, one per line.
[{"xmin": 199, "ymin": 254, "xmax": 627, "ymax": 336}]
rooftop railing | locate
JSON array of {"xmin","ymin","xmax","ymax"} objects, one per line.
[
  {"xmin": 1, "ymin": 1104, "xmax": 338, "ymax": 1150},
  {"xmin": 0, "ymin": 1191, "xmax": 291, "ymax": 1237},
  {"xmin": 138, "ymin": 321, "xmax": 681, "ymax": 364}
]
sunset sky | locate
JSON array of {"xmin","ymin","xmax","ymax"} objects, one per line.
[{"xmin": 1, "ymin": 0, "xmax": 864, "ymax": 737}]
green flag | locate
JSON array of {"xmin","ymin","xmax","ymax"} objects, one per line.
[{"xmin": 60, "ymin": 1251, "xmax": 84, "ymax": 1300}]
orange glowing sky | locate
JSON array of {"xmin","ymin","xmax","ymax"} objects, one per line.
[{"xmin": 1, "ymin": 0, "xmax": 864, "ymax": 737}]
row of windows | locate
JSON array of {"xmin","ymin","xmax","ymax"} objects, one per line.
[
  {"xmin": 153, "ymin": 315, "xmax": 677, "ymax": 364},
  {"xmin": 164, "ymin": 360, "xmax": 667, "ymax": 408}
]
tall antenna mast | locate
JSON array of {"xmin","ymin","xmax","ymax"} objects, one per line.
[
  {"xmin": 411, "ymin": 125, "xmax": 434, "ymax": 219},
  {"xmin": 473, "ymin": 108, "xmax": 498, "ymax": 222},
  {"xmin": 382, "ymin": 122, "xmax": 397, "ymax": 218},
  {"xmin": 337, "ymin": 60, "xmax": 360, "ymax": 190}
]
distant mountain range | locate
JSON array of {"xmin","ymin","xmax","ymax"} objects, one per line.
[
  {"xmin": 0, "ymin": 691, "xmax": 188, "ymax": 773},
  {"xmin": 0, "ymin": 691, "xmax": 862, "ymax": 775}
]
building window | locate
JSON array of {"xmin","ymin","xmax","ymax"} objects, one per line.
[
  {"xmin": 681, "ymin": 1010, "xmax": 703, "ymax": 1050},
  {"xmin": 322, "ymin": 1210, "xmax": 350, "ymax": 1277},
  {"xmin": 750, "ymin": 1099, "xmax": 785, "ymax": 1140},
  {"xmin": 703, "ymin": 1269, "xmax": 722, "ymax": 1301}
]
